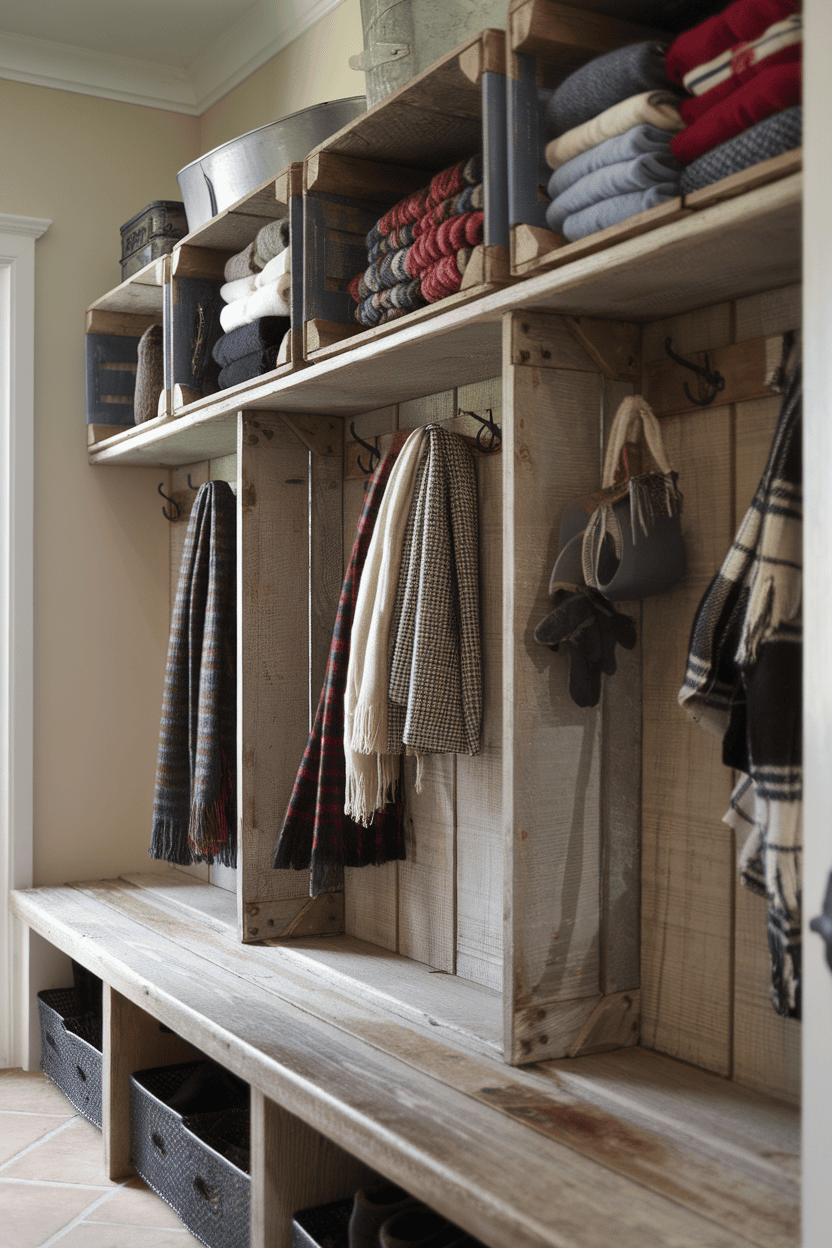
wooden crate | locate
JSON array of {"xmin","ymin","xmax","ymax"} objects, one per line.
[{"xmin": 302, "ymin": 28, "xmax": 512, "ymax": 363}]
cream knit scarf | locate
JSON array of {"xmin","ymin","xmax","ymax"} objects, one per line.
[{"xmin": 344, "ymin": 426, "xmax": 426, "ymax": 825}]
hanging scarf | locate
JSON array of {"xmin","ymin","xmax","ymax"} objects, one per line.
[
  {"xmin": 272, "ymin": 440, "xmax": 407, "ymax": 894},
  {"xmin": 386, "ymin": 424, "xmax": 482, "ymax": 770},
  {"xmin": 150, "ymin": 481, "xmax": 237, "ymax": 866},
  {"xmin": 679, "ymin": 341, "xmax": 802, "ymax": 1017}
]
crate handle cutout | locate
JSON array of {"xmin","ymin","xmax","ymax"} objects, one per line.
[
  {"xmin": 193, "ymin": 1175, "xmax": 220, "ymax": 1207},
  {"xmin": 75, "ymin": 1065, "xmax": 87, "ymax": 1082},
  {"xmin": 151, "ymin": 1131, "xmax": 167, "ymax": 1157},
  {"xmin": 45, "ymin": 1031, "xmax": 58, "ymax": 1051}
]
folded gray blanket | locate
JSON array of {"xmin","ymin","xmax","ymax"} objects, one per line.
[
  {"xmin": 551, "ymin": 186, "xmax": 679, "ymax": 242},
  {"xmin": 218, "ymin": 346, "xmax": 280, "ymax": 391},
  {"xmin": 211, "ymin": 316, "xmax": 289, "ymax": 368},
  {"xmin": 254, "ymin": 218, "xmax": 290, "ymax": 269},
  {"xmin": 547, "ymin": 149, "xmax": 681, "ymax": 232},
  {"xmin": 679, "ymin": 105, "xmax": 802, "ymax": 195},
  {"xmin": 546, "ymin": 42, "xmax": 674, "ymax": 136},
  {"xmin": 548, "ymin": 123, "xmax": 677, "ymax": 197}
]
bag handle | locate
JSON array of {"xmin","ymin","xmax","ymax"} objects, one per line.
[{"xmin": 601, "ymin": 395, "xmax": 672, "ymax": 489}]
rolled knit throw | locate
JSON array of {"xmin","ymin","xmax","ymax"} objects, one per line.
[
  {"xmin": 546, "ymin": 42, "xmax": 674, "ymax": 136},
  {"xmin": 133, "ymin": 324, "xmax": 164, "ymax": 425},
  {"xmin": 671, "ymin": 59, "xmax": 801, "ymax": 164},
  {"xmin": 408, "ymin": 211, "xmax": 483, "ymax": 272},
  {"xmin": 367, "ymin": 155, "xmax": 481, "ymax": 252},
  {"xmin": 548, "ymin": 124, "xmax": 677, "ymax": 197},
  {"xmin": 150, "ymin": 481, "xmax": 237, "ymax": 866},
  {"xmin": 218, "ymin": 346, "xmax": 279, "ymax": 390},
  {"xmin": 546, "ymin": 150, "xmax": 681, "ymax": 233},
  {"xmin": 353, "ymin": 244, "xmax": 415, "ymax": 299},
  {"xmin": 211, "ymin": 316, "xmax": 289, "ymax": 369},
  {"xmin": 223, "ymin": 241, "xmax": 260, "ymax": 282},
  {"xmin": 253, "ymin": 217, "xmax": 290, "ymax": 269},
  {"xmin": 273, "ymin": 437, "xmax": 408, "ymax": 892},
  {"xmin": 367, "ymin": 222, "xmax": 418, "ymax": 265},
  {"xmin": 220, "ymin": 274, "xmax": 258, "ymax": 304},
  {"xmin": 679, "ymin": 105, "xmax": 801, "ymax": 194},
  {"xmin": 420, "ymin": 249, "xmax": 472, "ymax": 302},
  {"xmin": 219, "ymin": 278, "xmax": 290, "ymax": 333},
  {"xmin": 665, "ymin": 0, "xmax": 800, "ymax": 86},
  {"xmin": 545, "ymin": 92, "xmax": 684, "ymax": 171},
  {"xmin": 412, "ymin": 183, "xmax": 484, "ymax": 237},
  {"xmin": 255, "ymin": 248, "xmax": 290, "ymax": 288},
  {"xmin": 553, "ymin": 186, "xmax": 680, "ymax": 242}
]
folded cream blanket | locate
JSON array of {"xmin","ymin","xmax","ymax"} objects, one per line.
[
  {"xmin": 545, "ymin": 91, "xmax": 684, "ymax": 171},
  {"xmin": 220, "ymin": 274, "xmax": 257, "ymax": 304},
  {"xmin": 345, "ymin": 426, "xmax": 426, "ymax": 825},
  {"xmin": 255, "ymin": 248, "xmax": 290, "ymax": 288},
  {"xmin": 219, "ymin": 278, "xmax": 291, "ymax": 333}
]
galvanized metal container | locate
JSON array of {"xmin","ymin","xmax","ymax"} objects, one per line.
[
  {"xmin": 350, "ymin": 0, "xmax": 507, "ymax": 107},
  {"xmin": 120, "ymin": 200, "xmax": 187, "ymax": 279},
  {"xmin": 176, "ymin": 97, "xmax": 366, "ymax": 232}
]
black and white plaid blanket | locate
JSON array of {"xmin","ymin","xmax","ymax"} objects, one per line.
[
  {"xmin": 387, "ymin": 423, "xmax": 482, "ymax": 764},
  {"xmin": 679, "ymin": 342, "xmax": 802, "ymax": 1017}
]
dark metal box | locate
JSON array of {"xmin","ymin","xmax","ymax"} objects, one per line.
[{"xmin": 120, "ymin": 201, "xmax": 188, "ymax": 279}]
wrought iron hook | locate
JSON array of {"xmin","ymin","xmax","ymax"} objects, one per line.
[
  {"xmin": 664, "ymin": 336, "xmax": 726, "ymax": 407},
  {"xmin": 187, "ymin": 474, "xmax": 200, "ymax": 490},
  {"xmin": 458, "ymin": 407, "xmax": 502, "ymax": 453},
  {"xmin": 349, "ymin": 422, "xmax": 381, "ymax": 475},
  {"xmin": 158, "ymin": 483, "xmax": 181, "ymax": 522}
]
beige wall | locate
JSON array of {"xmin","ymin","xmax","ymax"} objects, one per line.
[
  {"xmin": 199, "ymin": 0, "xmax": 364, "ymax": 153},
  {"xmin": 1, "ymin": 0, "xmax": 364, "ymax": 888}
]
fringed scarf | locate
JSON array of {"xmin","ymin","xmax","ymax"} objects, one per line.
[
  {"xmin": 679, "ymin": 339, "xmax": 802, "ymax": 1017},
  {"xmin": 150, "ymin": 479, "xmax": 237, "ymax": 868},
  {"xmin": 272, "ymin": 439, "xmax": 407, "ymax": 894},
  {"xmin": 150, "ymin": 481, "xmax": 237, "ymax": 867}
]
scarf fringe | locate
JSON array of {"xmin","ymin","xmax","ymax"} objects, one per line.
[
  {"xmin": 736, "ymin": 571, "xmax": 802, "ymax": 666},
  {"xmin": 149, "ymin": 818, "xmax": 192, "ymax": 866},
  {"xmin": 350, "ymin": 701, "xmax": 387, "ymax": 757}
]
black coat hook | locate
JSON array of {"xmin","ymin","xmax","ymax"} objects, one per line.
[
  {"xmin": 349, "ymin": 422, "xmax": 381, "ymax": 475},
  {"xmin": 664, "ymin": 336, "xmax": 726, "ymax": 407},
  {"xmin": 458, "ymin": 407, "xmax": 502, "ymax": 452},
  {"xmin": 158, "ymin": 483, "xmax": 181, "ymax": 521},
  {"xmin": 187, "ymin": 474, "xmax": 200, "ymax": 490}
]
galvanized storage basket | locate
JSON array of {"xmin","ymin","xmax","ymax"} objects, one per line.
[
  {"xmin": 37, "ymin": 987, "xmax": 103, "ymax": 1128},
  {"xmin": 130, "ymin": 1061, "xmax": 250, "ymax": 1248}
]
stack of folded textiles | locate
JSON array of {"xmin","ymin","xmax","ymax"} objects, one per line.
[
  {"xmin": 212, "ymin": 218, "xmax": 292, "ymax": 390},
  {"xmin": 666, "ymin": 0, "xmax": 802, "ymax": 193},
  {"xmin": 541, "ymin": 43, "xmax": 685, "ymax": 242},
  {"xmin": 348, "ymin": 156, "xmax": 483, "ymax": 328}
]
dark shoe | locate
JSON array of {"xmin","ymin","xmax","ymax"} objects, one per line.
[
  {"xmin": 348, "ymin": 1185, "xmax": 419, "ymax": 1248},
  {"xmin": 379, "ymin": 1206, "xmax": 469, "ymax": 1248}
]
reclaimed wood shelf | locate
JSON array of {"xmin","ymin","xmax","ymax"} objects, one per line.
[
  {"xmin": 87, "ymin": 173, "xmax": 800, "ymax": 467},
  {"xmin": 11, "ymin": 875, "xmax": 799, "ymax": 1248}
]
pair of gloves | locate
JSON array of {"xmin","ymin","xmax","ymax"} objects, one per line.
[{"xmin": 534, "ymin": 585, "xmax": 637, "ymax": 708}]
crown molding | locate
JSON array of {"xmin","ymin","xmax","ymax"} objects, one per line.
[
  {"xmin": 0, "ymin": 0, "xmax": 356, "ymax": 116},
  {"xmin": 0, "ymin": 215, "xmax": 52, "ymax": 241}
]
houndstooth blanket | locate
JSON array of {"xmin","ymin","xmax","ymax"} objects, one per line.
[
  {"xmin": 150, "ymin": 481, "xmax": 237, "ymax": 866},
  {"xmin": 679, "ymin": 341, "xmax": 802, "ymax": 1017}
]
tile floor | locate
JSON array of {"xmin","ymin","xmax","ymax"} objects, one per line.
[{"xmin": 0, "ymin": 1068, "xmax": 200, "ymax": 1248}]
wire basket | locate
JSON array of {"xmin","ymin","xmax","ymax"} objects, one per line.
[
  {"xmin": 37, "ymin": 987, "xmax": 103, "ymax": 1128},
  {"xmin": 130, "ymin": 1061, "xmax": 250, "ymax": 1248}
]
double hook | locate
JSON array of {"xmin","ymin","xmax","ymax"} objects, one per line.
[
  {"xmin": 350, "ymin": 423, "xmax": 381, "ymax": 476},
  {"xmin": 664, "ymin": 337, "xmax": 726, "ymax": 407},
  {"xmin": 458, "ymin": 408, "xmax": 501, "ymax": 452},
  {"xmin": 158, "ymin": 475, "xmax": 202, "ymax": 521}
]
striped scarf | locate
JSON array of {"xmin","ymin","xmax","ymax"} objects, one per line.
[
  {"xmin": 272, "ymin": 440, "xmax": 407, "ymax": 894},
  {"xmin": 150, "ymin": 481, "xmax": 237, "ymax": 866},
  {"xmin": 679, "ymin": 341, "xmax": 802, "ymax": 1017}
]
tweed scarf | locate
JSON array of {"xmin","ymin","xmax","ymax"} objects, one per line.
[
  {"xmin": 679, "ymin": 105, "xmax": 801, "ymax": 194},
  {"xmin": 386, "ymin": 425, "xmax": 482, "ymax": 767},
  {"xmin": 546, "ymin": 42, "xmax": 674, "ymax": 137},
  {"xmin": 150, "ymin": 481, "xmax": 237, "ymax": 866},
  {"xmin": 273, "ymin": 440, "xmax": 407, "ymax": 893},
  {"xmin": 679, "ymin": 344, "xmax": 802, "ymax": 1017}
]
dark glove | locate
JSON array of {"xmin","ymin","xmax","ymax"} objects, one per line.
[{"xmin": 534, "ymin": 587, "xmax": 637, "ymax": 707}]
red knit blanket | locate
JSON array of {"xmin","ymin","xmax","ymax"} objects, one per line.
[{"xmin": 671, "ymin": 60, "xmax": 801, "ymax": 164}]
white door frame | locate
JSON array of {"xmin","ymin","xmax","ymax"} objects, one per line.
[{"xmin": 0, "ymin": 214, "xmax": 50, "ymax": 1069}]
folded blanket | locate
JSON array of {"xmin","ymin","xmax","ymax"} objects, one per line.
[
  {"xmin": 671, "ymin": 59, "xmax": 801, "ymax": 164},
  {"xmin": 220, "ymin": 274, "xmax": 257, "ymax": 304},
  {"xmin": 546, "ymin": 42, "xmax": 673, "ymax": 136},
  {"xmin": 666, "ymin": 0, "xmax": 800, "ymax": 86},
  {"xmin": 150, "ymin": 481, "xmax": 237, "ymax": 866},
  {"xmin": 219, "ymin": 278, "xmax": 290, "ymax": 333},
  {"xmin": 552, "ymin": 186, "xmax": 680, "ymax": 241},
  {"xmin": 223, "ymin": 241, "xmax": 260, "ymax": 282},
  {"xmin": 547, "ymin": 148, "xmax": 681, "ymax": 231},
  {"xmin": 272, "ymin": 438, "xmax": 408, "ymax": 893},
  {"xmin": 218, "ymin": 346, "xmax": 280, "ymax": 390},
  {"xmin": 420, "ymin": 248, "xmax": 473, "ymax": 301},
  {"xmin": 255, "ymin": 248, "xmax": 290, "ymax": 288},
  {"xmin": 277, "ymin": 272, "xmax": 291, "ymax": 305},
  {"xmin": 679, "ymin": 105, "xmax": 801, "ymax": 193},
  {"xmin": 682, "ymin": 11, "xmax": 801, "ymax": 98},
  {"xmin": 346, "ymin": 428, "xmax": 426, "ymax": 825},
  {"xmin": 211, "ymin": 316, "xmax": 290, "ymax": 369},
  {"xmin": 253, "ymin": 217, "xmax": 289, "ymax": 269},
  {"xmin": 680, "ymin": 42, "xmax": 801, "ymax": 125},
  {"xmin": 548, "ymin": 124, "xmax": 677, "ymax": 197},
  {"xmin": 408, "ymin": 211, "xmax": 483, "ymax": 272},
  {"xmin": 545, "ymin": 92, "xmax": 684, "ymax": 171}
]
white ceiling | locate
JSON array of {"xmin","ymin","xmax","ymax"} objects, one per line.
[{"xmin": 0, "ymin": 0, "xmax": 348, "ymax": 114}]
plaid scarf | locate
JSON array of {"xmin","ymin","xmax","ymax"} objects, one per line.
[
  {"xmin": 387, "ymin": 425, "xmax": 482, "ymax": 765},
  {"xmin": 679, "ymin": 342, "xmax": 802, "ymax": 1017},
  {"xmin": 272, "ymin": 440, "xmax": 407, "ymax": 894},
  {"xmin": 150, "ymin": 481, "xmax": 237, "ymax": 866}
]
